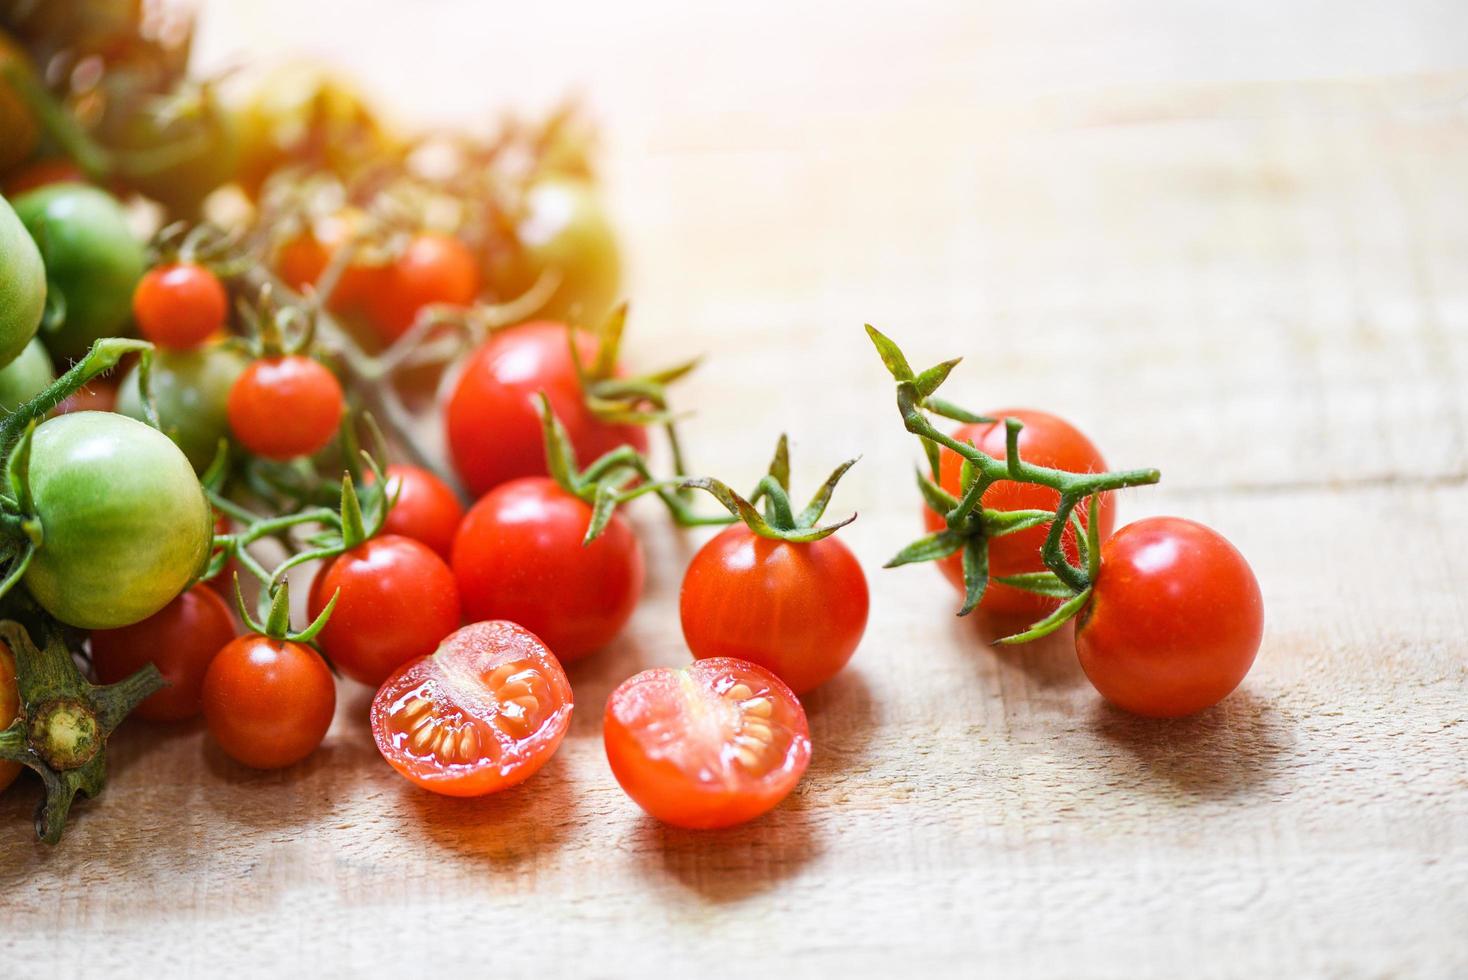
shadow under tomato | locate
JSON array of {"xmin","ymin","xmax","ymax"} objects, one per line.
[
  {"xmin": 404, "ymin": 752, "xmax": 579, "ymax": 866},
  {"xmin": 1088, "ymin": 686, "xmax": 1293, "ymax": 800},
  {"xmin": 800, "ymin": 668, "xmax": 881, "ymax": 775},
  {"xmin": 200, "ymin": 738, "xmax": 348, "ymax": 831},
  {"xmin": 950, "ymin": 605, "xmax": 1090, "ymax": 694},
  {"xmin": 633, "ymin": 800, "xmax": 822, "ymax": 904}
]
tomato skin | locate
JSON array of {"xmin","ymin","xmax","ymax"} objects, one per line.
[
  {"xmin": 202, "ymin": 635, "xmax": 336, "ymax": 769},
  {"xmin": 12, "ymin": 183, "xmax": 145, "ymax": 363},
  {"xmin": 116, "ymin": 343, "xmax": 248, "ymax": 472},
  {"xmin": 307, "ymin": 535, "xmax": 462, "ymax": 687},
  {"xmin": 0, "ymin": 337, "xmax": 54, "ymax": 414},
  {"xmin": 2, "ymin": 159, "xmax": 86, "ymax": 198},
  {"xmin": 604, "ymin": 658, "xmax": 812, "ymax": 829},
  {"xmin": 445, "ymin": 321, "xmax": 647, "ymax": 496},
  {"xmin": 493, "ymin": 178, "xmax": 620, "ymax": 325},
  {"xmin": 680, "ymin": 525, "xmax": 868, "ymax": 694},
  {"xmin": 1076, "ymin": 517, "xmax": 1263, "ymax": 718},
  {"xmin": 376, "ymin": 464, "xmax": 464, "ymax": 560},
  {"xmin": 25, "ymin": 411, "xmax": 212, "ymax": 630},
  {"xmin": 52, "ymin": 377, "xmax": 116, "ymax": 416},
  {"xmin": 371, "ymin": 621, "xmax": 574, "ymax": 797},
  {"xmin": 132, "ymin": 263, "xmax": 228, "ymax": 350},
  {"xmin": 365, "ymin": 233, "xmax": 479, "ymax": 343},
  {"xmin": 91, "ymin": 585, "xmax": 237, "ymax": 722},
  {"xmin": 0, "ymin": 191, "xmax": 45, "ymax": 369},
  {"xmin": 227, "ymin": 355, "xmax": 344, "ymax": 461},
  {"xmin": 923, "ymin": 409, "xmax": 1114, "ymax": 619},
  {"xmin": 0, "ymin": 641, "xmax": 19, "ymax": 793},
  {"xmin": 274, "ymin": 209, "xmax": 380, "ymax": 312},
  {"xmin": 452, "ymin": 477, "xmax": 643, "ymax": 662}
]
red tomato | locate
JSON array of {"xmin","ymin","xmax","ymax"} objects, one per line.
[
  {"xmin": 2, "ymin": 158, "xmax": 86, "ymax": 197},
  {"xmin": 604, "ymin": 658, "xmax": 811, "ymax": 829},
  {"xmin": 0, "ymin": 641, "xmax": 20, "ymax": 793},
  {"xmin": 451, "ymin": 476, "xmax": 643, "ymax": 662},
  {"xmin": 227, "ymin": 355, "xmax": 344, "ymax": 460},
  {"xmin": 203, "ymin": 513, "xmax": 239, "ymax": 598},
  {"xmin": 53, "ymin": 378, "xmax": 117, "ymax": 415},
  {"xmin": 307, "ymin": 534, "xmax": 462, "ymax": 687},
  {"xmin": 365, "ymin": 233, "xmax": 479, "ymax": 343},
  {"xmin": 372, "ymin": 464, "xmax": 464, "ymax": 560},
  {"xmin": 371, "ymin": 620, "xmax": 573, "ymax": 797},
  {"xmin": 91, "ymin": 584, "xmax": 237, "ymax": 722},
  {"xmin": 680, "ymin": 525, "xmax": 868, "ymax": 694},
  {"xmin": 444, "ymin": 321, "xmax": 648, "ymax": 497},
  {"xmin": 202, "ymin": 635, "xmax": 336, "ymax": 769},
  {"xmin": 1075, "ymin": 517, "xmax": 1263, "ymax": 718},
  {"xmin": 923, "ymin": 409, "xmax": 1114, "ymax": 619},
  {"xmin": 131, "ymin": 263, "xmax": 228, "ymax": 350},
  {"xmin": 275, "ymin": 210, "xmax": 380, "ymax": 311}
]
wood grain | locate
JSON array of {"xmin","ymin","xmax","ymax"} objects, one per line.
[{"xmin": 3, "ymin": 3, "xmax": 1467, "ymax": 977}]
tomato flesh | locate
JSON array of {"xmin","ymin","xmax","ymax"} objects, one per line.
[
  {"xmin": 604, "ymin": 658, "xmax": 811, "ymax": 829},
  {"xmin": 371, "ymin": 621, "xmax": 573, "ymax": 797}
]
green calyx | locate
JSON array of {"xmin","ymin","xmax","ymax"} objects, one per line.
[
  {"xmin": 867, "ymin": 324, "xmax": 1159, "ymax": 637},
  {"xmin": 0, "ymin": 617, "xmax": 164, "ymax": 844},
  {"xmin": 235, "ymin": 283, "xmax": 321, "ymax": 357},
  {"xmin": 146, "ymin": 221, "xmax": 253, "ymax": 278},
  {"xmin": 231, "ymin": 576, "xmax": 337, "ymax": 646},
  {"xmin": 681, "ymin": 434, "xmax": 859, "ymax": 544}
]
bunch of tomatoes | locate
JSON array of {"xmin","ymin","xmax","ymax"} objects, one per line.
[{"xmin": 0, "ymin": 3, "xmax": 1264, "ymax": 846}]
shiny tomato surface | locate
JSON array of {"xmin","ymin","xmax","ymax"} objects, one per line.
[{"xmin": 202, "ymin": 636, "xmax": 336, "ymax": 769}]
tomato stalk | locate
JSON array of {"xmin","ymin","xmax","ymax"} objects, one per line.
[{"xmin": 680, "ymin": 434, "xmax": 859, "ymax": 543}]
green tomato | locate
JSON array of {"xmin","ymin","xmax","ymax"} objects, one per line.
[
  {"xmin": 0, "ymin": 193, "xmax": 46, "ymax": 368},
  {"xmin": 12, "ymin": 183, "xmax": 145, "ymax": 363},
  {"xmin": 0, "ymin": 338, "xmax": 55, "ymax": 414},
  {"xmin": 505, "ymin": 177, "xmax": 621, "ymax": 327},
  {"xmin": 111, "ymin": 85, "xmax": 241, "ymax": 217},
  {"xmin": 115, "ymin": 344, "xmax": 247, "ymax": 472},
  {"xmin": 23, "ymin": 411, "xmax": 211, "ymax": 629}
]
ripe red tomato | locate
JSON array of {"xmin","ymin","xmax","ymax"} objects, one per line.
[
  {"xmin": 604, "ymin": 658, "xmax": 812, "ymax": 829},
  {"xmin": 91, "ymin": 584, "xmax": 237, "ymax": 722},
  {"xmin": 0, "ymin": 641, "xmax": 20, "ymax": 793},
  {"xmin": 275, "ymin": 210, "xmax": 380, "ymax": 311},
  {"xmin": 371, "ymin": 620, "xmax": 573, "ymax": 797},
  {"xmin": 365, "ymin": 233, "xmax": 478, "ymax": 343},
  {"xmin": 307, "ymin": 534, "xmax": 462, "ymax": 687},
  {"xmin": 444, "ymin": 321, "xmax": 648, "ymax": 497},
  {"xmin": 451, "ymin": 477, "xmax": 643, "ymax": 662},
  {"xmin": 1075, "ymin": 517, "xmax": 1263, "ymax": 718},
  {"xmin": 923, "ymin": 409, "xmax": 1114, "ymax": 619},
  {"xmin": 131, "ymin": 262, "xmax": 228, "ymax": 350},
  {"xmin": 680, "ymin": 525, "xmax": 868, "ymax": 694},
  {"xmin": 202, "ymin": 635, "xmax": 336, "ymax": 769},
  {"xmin": 227, "ymin": 355, "xmax": 344, "ymax": 460},
  {"xmin": 52, "ymin": 378, "xmax": 117, "ymax": 416},
  {"xmin": 374, "ymin": 464, "xmax": 464, "ymax": 560}
]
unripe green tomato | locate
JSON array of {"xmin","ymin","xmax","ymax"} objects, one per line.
[
  {"xmin": 116, "ymin": 344, "xmax": 248, "ymax": 472},
  {"xmin": 23, "ymin": 411, "xmax": 211, "ymax": 629},
  {"xmin": 0, "ymin": 193, "xmax": 46, "ymax": 368},
  {"xmin": 0, "ymin": 338, "xmax": 54, "ymax": 414},
  {"xmin": 505, "ymin": 177, "xmax": 621, "ymax": 327},
  {"xmin": 111, "ymin": 86, "xmax": 241, "ymax": 217},
  {"xmin": 12, "ymin": 183, "xmax": 145, "ymax": 363}
]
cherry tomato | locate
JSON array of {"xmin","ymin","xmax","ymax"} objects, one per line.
[
  {"xmin": 680, "ymin": 525, "xmax": 867, "ymax": 694},
  {"xmin": 1075, "ymin": 517, "xmax": 1263, "ymax": 718},
  {"xmin": 445, "ymin": 321, "xmax": 647, "ymax": 497},
  {"xmin": 116, "ymin": 343, "xmax": 249, "ymax": 472},
  {"xmin": 365, "ymin": 233, "xmax": 478, "ymax": 343},
  {"xmin": 0, "ymin": 191, "xmax": 45, "ymax": 369},
  {"xmin": 924, "ymin": 409, "xmax": 1115, "ymax": 619},
  {"xmin": 371, "ymin": 620, "xmax": 573, "ymax": 797},
  {"xmin": 491, "ymin": 177, "xmax": 620, "ymax": 325},
  {"xmin": 374, "ymin": 464, "xmax": 464, "ymax": 560},
  {"xmin": 2, "ymin": 159, "xmax": 86, "ymax": 198},
  {"xmin": 274, "ymin": 209, "xmax": 380, "ymax": 312},
  {"xmin": 202, "ymin": 635, "xmax": 336, "ymax": 770},
  {"xmin": 227, "ymin": 355, "xmax": 344, "ymax": 461},
  {"xmin": 604, "ymin": 658, "xmax": 811, "ymax": 829},
  {"xmin": 132, "ymin": 263, "xmax": 228, "ymax": 350},
  {"xmin": 0, "ymin": 338, "xmax": 55, "ymax": 414},
  {"xmin": 452, "ymin": 477, "xmax": 643, "ymax": 662},
  {"xmin": 52, "ymin": 378, "xmax": 116, "ymax": 416},
  {"xmin": 91, "ymin": 584, "xmax": 237, "ymax": 722},
  {"xmin": 0, "ymin": 640, "xmax": 19, "ymax": 793},
  {"xmin": 307, "ymin": 535, "xmax": 461, "ymax": 687}
]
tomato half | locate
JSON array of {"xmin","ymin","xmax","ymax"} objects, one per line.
[
  {"xmin": 364, "ymin": 232, "xmax": 479, "ymax": 344},
  {"xmin": 680, "ymin": 525, "xmax": 868, "ymax": 694},
  {"xmin": 0, "ymin": 640, "xmax": 19, "ymax": 793},
  {"xmin": 0, "ymin": 191, "xmax": 45, "ymax": 368},
  {"xmin": 604, "ymin": 658, "xmax": 812, "ymax": 829},
  {"xmin": 307, "ymin": 534, "xmax": 461, "ymax": 687},
  {"xmin": 0, "ymin": 337, "xmax": 54, "ymax": 414},
  {"xmin": 375, "ymin": 464, "xmax": 464, "ymax": 560},
  {"xmin": 452, "ymin": 477, "xmax": 644, "ymax": 662},
  {"xmin": 132, "ymin": 263, "xmax": 228, "ymax": 350},
  {"xmin": 91, "ymin": 584, "xmax": 237, "ymax": 722},
  {"xmin": 924, "ymin": 409, "xmax": 1114, "ymax": 619},
  {"xmin": 24, "ymin": 411, "xmax": 212, "ymax": 629},
  {"xmin": 444, "ymin": 321, "xmax": 647, "ymax": 496},
  {"xmin": 1076, "ymin": 517, "xmax": 1264, "ymax": 718},
  {"xmin": 371, "ymin": 621, "xmax": 573, "ymax": 797},
  {"xmin": 202, "ymin": 635, "xmax": 336, "ymax": 769},
  {"xmin": 116, "ymin": 342, "xmax": 248, "ymax": 472},
  {"xmin": 227, "ymin": 355, "xmax": 344, "ymax": 461}
]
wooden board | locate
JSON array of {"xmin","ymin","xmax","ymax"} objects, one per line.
[{"xmin": 4, "ymin": 3, "xmax": 1467, "ymax": 976}]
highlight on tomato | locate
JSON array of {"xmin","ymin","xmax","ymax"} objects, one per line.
[
  {"xmin": 1075, "ymin": 517, "xmax": 1264, "ymax": 718},
  {"xmin": 678, "ymin": 435, "xmax": 867, "ymax": 694},
  {"xmin": 604, "ymin": 658, "xmax": 812, "ymax": 829},
  {"xmin": 375, "ymin": 464, "xmax": 464, "ymax": 560},
  {"xmin": 371, "ymin": 620, "xmax": 574, "ymax": 797},
  {"xmin": 227, "ymin": 354, "xmax": 344, "ymax": 461},
  {"xmin": 132, "ymin": 262, "xmax": 229, "ymax": 350},
  {"xmin": 202, "ymin": 632, "xmax": 336, "ymax": 770}
]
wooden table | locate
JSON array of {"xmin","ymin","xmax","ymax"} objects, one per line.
[{"xmin": 5, "ymin": 3, "xmax": 1466, "ymax": 976}]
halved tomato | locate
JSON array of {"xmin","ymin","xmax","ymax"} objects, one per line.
[
  {"xmin": 370, "ymin": 621, "xmax": 573, "ymax": 797},
  {"xmin": 603, "ymin": 658, "xmax": 811, "ymax": 829}
]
